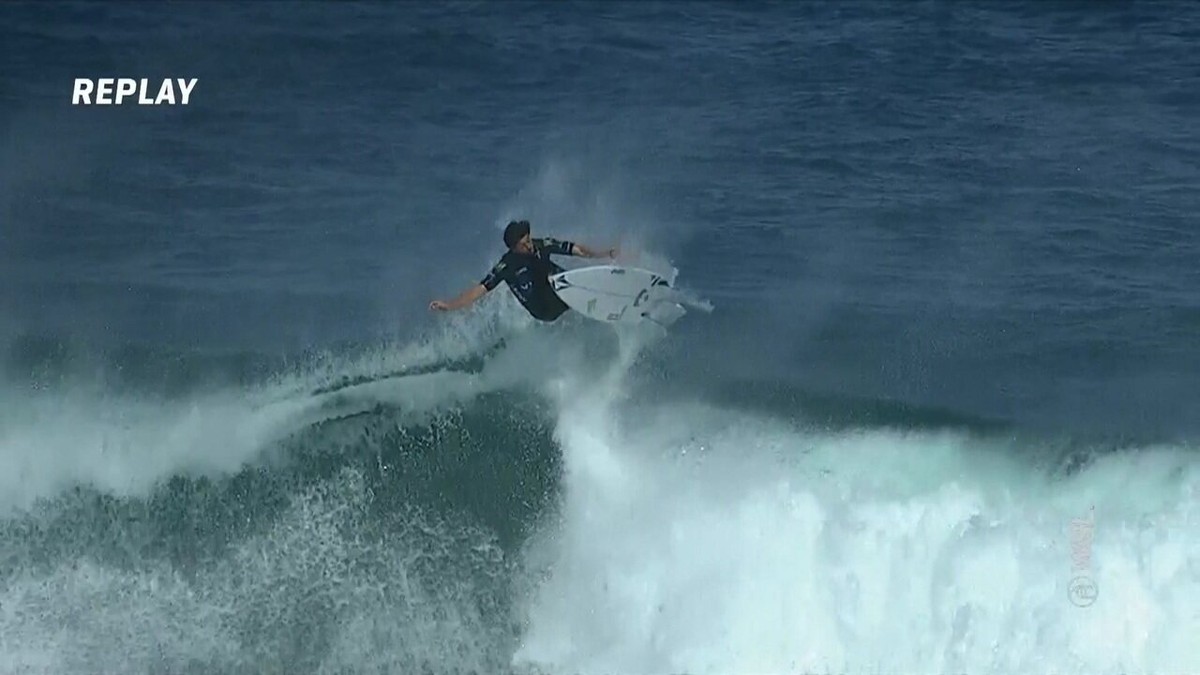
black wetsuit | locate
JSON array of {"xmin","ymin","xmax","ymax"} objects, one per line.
[{"xmin": 480, "ymin": 237, "xmax": 576, "ymax": 321}]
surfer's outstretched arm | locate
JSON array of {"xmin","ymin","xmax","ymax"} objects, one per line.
[
  {"xmin": 429, "ymin": 284, "xmax": 487, "ymax": 312},
  {"xmin": 570, "ymin": 243, "xmax": 618, "ymax": 259},
  {"xmin": 535, "ymin": 236, "xmax": 616, "ymax": 259}
]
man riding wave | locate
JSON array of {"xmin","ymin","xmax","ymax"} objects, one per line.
[{"xmin": 429, "ymin": 219, "xmax": 617, "ymax": 321}]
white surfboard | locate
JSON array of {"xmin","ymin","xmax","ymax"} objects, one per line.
[{"xmin": 549, "ymin": 265, "xmax": 694, "ymax": 327}]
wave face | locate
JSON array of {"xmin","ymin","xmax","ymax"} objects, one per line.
[{"xmin": 1, "ymin": 320, "xmax": 1197, "ymax": 675}]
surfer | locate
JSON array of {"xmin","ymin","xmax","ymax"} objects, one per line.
[{"xmin": 429, "ymin": 219, "xmax": 618, "ymax": 321}]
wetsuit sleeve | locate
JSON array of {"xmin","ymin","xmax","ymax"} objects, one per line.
[
  {"xmin": 480, "ymin": 258, "xmax": 512, "ymax": 291},
  {"xmin": 534, "ymin": 237, "xmax": 575, "ymax": 256}
]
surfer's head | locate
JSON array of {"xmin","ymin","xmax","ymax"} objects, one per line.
[{"xmin": 504, "ymin": 219, "xmax": 532, "ymax": 253}]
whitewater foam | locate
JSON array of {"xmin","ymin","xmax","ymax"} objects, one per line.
[
  {"xmin": 0, "ymin": 298, "xmax": 537, "ymax": 513},
  {"xmin": 0, "ymin": 466, "xmax": 512, "ymax": 674},
  {"xmin": 514, "ymin": 378, "xmax": 1200, "ymax": 674}
]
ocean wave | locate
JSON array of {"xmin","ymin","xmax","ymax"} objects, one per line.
[{"xmin": 1, "ymin": 318, "xmax": 1198, "ymax": 674}]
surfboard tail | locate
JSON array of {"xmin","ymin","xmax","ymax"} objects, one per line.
[
  {"xmin": 644, "ymin": 301, "xmax": 687, "ymax": 326},
  {"xmin": 655, "ymin": 288, "xmax": 713, "ymax": 313}
]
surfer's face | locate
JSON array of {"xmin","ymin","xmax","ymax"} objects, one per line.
[{"xmin": 514, "ymin": 233, "xmax": 534, "ymax": 254}]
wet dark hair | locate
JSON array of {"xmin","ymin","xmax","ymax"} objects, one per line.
[{"xmin": 503, "ymin": 219, "xmax": 531, "ymax": 248}]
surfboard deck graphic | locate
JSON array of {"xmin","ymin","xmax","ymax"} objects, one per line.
[{"xmin": 549, "ymin": 265, "xmax": 690, "ymax": 326}]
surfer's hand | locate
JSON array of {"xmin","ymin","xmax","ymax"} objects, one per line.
[{"xmin": 429, "ymin": 300, "xmax": 449, "ymax": 311}]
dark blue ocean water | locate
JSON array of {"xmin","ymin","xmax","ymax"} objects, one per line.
[{"xmin": 1, "ymin": 3, "xmax": 1198, "ymax": 674}]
